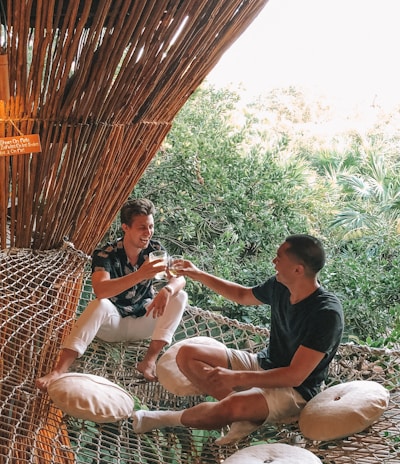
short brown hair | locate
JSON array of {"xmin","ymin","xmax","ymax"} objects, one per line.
[{"xmin": 120, "ymin": 199, "xmax": 155, "ymax": 227}]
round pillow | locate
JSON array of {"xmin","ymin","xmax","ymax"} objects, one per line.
[
  {"xmin": 48, "ymin": 372, "xmax": 134, "ymax": 423},
  {"xmin": 222, "ymin": 443, "xmax": 322, "ymax": 463},
  {"xmin": 299, "ymin": 380, "xmax": 390, "ymax": 441},
  {"xmin": 156, "ymin": 336, "xmax": 226, "ymax": 396}
]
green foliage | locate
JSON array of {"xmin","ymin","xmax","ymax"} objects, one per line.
[
  {"xmin": 321, "ymin": 237, "xmax": 400, "ymax": 344},
  {"xmin": 328, "ymin": 144, "xmax": 400, "ymax": 240},
  {"xmin": 128, "ymin": 84, "xmax": 400, "ymax": 345},
  {"xmin": 134, "ymin": 86, "xmax": 324, "ymax": 324}
]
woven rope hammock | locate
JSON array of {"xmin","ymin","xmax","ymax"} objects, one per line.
[{"xmin": 1, "ymin": 246, "xmax": 400, "ymax": 463}]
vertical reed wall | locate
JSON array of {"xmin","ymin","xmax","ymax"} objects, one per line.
[{"xmin": 0, "ymin": 0, "xmax": 268, "ymax": 254}]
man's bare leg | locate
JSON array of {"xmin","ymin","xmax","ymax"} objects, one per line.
[
  {"xmin": 35, "ymin": 348, "xmax": 78, "ymax": 391},
  {"xmin": 176, "ymin": 344, "xmax": 232, "ymax": 399},
  {"xmin": 181, "ymin": 390, "xmax": 266, "ymax": 430},
  {"xmin": 132, "ymin": 390, "xmax": 267, "ymax": 444},
  {"xmin": 174, "ymin": 344, "xmax": 264, "ymax": 443},
  {"xmin": 137, "ymin": 339, "xmax": 166, "ymax": 381},
  {"xmin": 132, "ymin": 402, "xmax": 224, "ymax": 434}
]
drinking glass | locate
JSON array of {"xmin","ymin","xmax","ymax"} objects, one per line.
[
  {"xmin": 149, "ymin": 250, "xmax": 168, "ymax": 279},
  {"xmin": 168, "ymin": 255, "xmax": 184, "ymax": 277}
]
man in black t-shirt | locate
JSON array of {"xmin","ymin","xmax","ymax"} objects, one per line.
[
  {"xmin": 36, "ymin": 199, "xmax": 187, "ymax": 391},
  {"xmin": 132, "ymin": 234, "xmax": 343, "ymax": 445}
]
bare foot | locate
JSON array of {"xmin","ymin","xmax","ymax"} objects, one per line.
[
  {"xmin": 35, "ymin": 371, "xmax": 63, "ymax": 392},
  {"xmin": 137, "ymin": 360, "xmax": 158, "ymax": 382},
  {"xmin": 215, "ymin": 421, "xmax": 260, "ymax": 445}
]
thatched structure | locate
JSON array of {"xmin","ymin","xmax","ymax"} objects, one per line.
[{"xmin": 0, "ymin": 0, "xmax": 268, "ymax": 253}]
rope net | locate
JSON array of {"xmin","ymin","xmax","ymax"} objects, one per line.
[{"xmin": 1, "ymin": 246, "xmax": 399, "ymax": 463}]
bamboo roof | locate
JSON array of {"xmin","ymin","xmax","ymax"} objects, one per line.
[{"xmin": 0, "ymin": 0, "xmax": 268, "ymax": 253}]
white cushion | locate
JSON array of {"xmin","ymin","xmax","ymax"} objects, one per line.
[
  {"xmin": 156, "ymin": 336, "xmax": 226, "ymax": 396},
  {"xmin": 299, "ymin": 380, "xmax": 390, "ymax": 441},
  {"xmin": 223, "ymin": 443, "xmax": 322, "ymax": 463},
  {"xmin": 48, "ymin": 373, "xmax": 134, "ymax": 423}
]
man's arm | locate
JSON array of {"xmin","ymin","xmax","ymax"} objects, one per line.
[
  {"xmin": 92, "ymin": 258, "xmax": 166, "ymax": 298},
  {"xmin": 164, "ymin": 275, "xmax": 186, "ymax": 295},
  {"xmin": 207, "ymin": 345, "xmax": 325, "ymax": 391},
  {"xmin": 180, "ymin": 260, "xmax": 261, "ymax": 306}
]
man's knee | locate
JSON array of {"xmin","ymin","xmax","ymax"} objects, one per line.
[
  {"xmin": 175, "ymin": 344, "xmax": 198, "ymax": 373},
  {"xmin": 219, "ymin": 393, "xmax": 268, "ymax": 424},
  {"xmin": 213, "ymin": 396, "xmax": 244, "ymax": 423},
  {"xmin": 172, "ymin": 289, "xmax": 188, "ymax": 308}
]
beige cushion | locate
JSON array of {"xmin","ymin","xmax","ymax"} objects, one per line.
[
  {"xmin": 299, "ymin": 380, "xmax": 390, "ymax": 441},
  {"xmin": 156, "ymin": 336, "xmax": 226, "ymax": 396},
  {"xmin": 223, "ymin": 443, "xmax": 322, "ymax": 463},
  {"xmin": 48, "ymin": 373, "xmax": 134, "ymax": 423}
]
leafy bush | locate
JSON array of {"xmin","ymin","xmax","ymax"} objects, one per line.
[{"xmin": 119, "ymin": 84, "xmax": 400, "ymax": 345}]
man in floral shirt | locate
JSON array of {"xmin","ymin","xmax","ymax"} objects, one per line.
[{"xmin": 36, "ymin": 199, "xmax": 187, "ymax": 390}]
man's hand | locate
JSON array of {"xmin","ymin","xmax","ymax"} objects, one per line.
[
  {"xmin": 203, "ymin": 366, "xmax": 246, "ymax": 392},
  {"xmin": 176, "ymin": 259, "xmax": 202, "ymax": 280},
  {"xmin": 138, "ymin": 257, "xmax": 167, "ymax": 281},
  {"xmin": 146, "ymin": 287, "xmax": 170, "ymax": 318}
]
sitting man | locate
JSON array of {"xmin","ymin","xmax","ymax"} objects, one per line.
[
  {"xmin": 132, "ymin": 234, "xmax": 343, "ymax": 445},
  {"xmin": 36, "ymin": 198, "xmax": 187, "ymax": 390}
]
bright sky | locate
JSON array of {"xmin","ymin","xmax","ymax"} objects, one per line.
[{"xmin": 207, "ymin": 0, "xmax": 400, "ymax": 111}]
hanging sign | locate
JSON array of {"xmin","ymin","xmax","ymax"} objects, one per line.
[{"xmin": 0, "ymin": 134, "xmax": 42, "ymax": 157}]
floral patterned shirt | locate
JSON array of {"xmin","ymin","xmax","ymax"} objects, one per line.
[{"xmin": 91, "ymin": 238, "xmax": 164, "ymax": 318}]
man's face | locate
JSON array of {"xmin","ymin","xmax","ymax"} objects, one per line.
[
  {"xmin": 272, "ymin": 241, "xmax": 300, "ymax": 285},
  {"xmin": 122, "ymin": 214, "xmax": 154, "ymax": 249}
]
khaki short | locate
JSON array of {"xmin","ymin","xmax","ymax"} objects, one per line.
[{"xmin": 226, "ymin": 348, "xmax": 307, "ymax": 424}]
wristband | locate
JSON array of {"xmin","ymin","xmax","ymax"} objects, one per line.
[{"xmin": 164, "ymin": 285, "xmax": 173, "ymax": 294}]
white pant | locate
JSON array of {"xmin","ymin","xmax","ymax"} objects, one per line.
[{"xmin": 63, "ymin": 290, "xmax": 188, "ymax": 357}]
